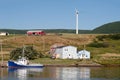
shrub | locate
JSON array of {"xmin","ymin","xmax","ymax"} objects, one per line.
[
  {"xmin": 96, "ymin": 35, "xmax": 108, "ymax": 41},
  {"xmin": 87, "ymin": 42, "xmax": 109, "ymax": 48},
  {"xmin": 96, "ymin": 34, "xmax": 120, "ymax": 41},
  {"xmin": 109, "ymin": 34, "xmax": 120, "ymax": 40},
  {"xmin": 10, "ymin": 46, "xmax": 39, "ymax": 60}
]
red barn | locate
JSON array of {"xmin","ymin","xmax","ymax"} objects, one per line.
[{"xmin": 27, "ymin": 30, "xmax": 46, "ymax": 36}]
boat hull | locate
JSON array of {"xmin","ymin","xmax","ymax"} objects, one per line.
[{"xmin": 8, "ymin": 60, "xmax": 44, "ymax": 68}]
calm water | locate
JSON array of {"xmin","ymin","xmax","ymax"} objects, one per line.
[{"xmin": 0, "ymin": 67, "xmax": 120, "ymax": 80}]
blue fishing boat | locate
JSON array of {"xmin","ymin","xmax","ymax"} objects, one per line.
[
  {"xmin": 7, "ymin": 46, "xmax": 44, "ymax": 68},
  {"xmin": 8, "ymin": 57, "xmax": 44, "ymax": 68}
]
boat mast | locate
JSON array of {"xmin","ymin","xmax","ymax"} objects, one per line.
[{"xmin": 22, "ymin": 45, "xmax": 25, "ymax": 57}]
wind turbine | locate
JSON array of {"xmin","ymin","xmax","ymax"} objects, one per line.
[{"xmin": 75, "ymin": 9, "xmax": 79, "ymax": 34}]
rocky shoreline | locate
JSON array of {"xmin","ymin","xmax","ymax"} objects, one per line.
[
  {"xmin": 0, "ymin": 64, "xmax": 103, "ymax": 68},
  {"xmin": 44, "ymin": 64, "xmax": 103, "ymax": 67},
  {"xmin": 1, "ymin": 61, "xmax": 120, "ymax": 68}
]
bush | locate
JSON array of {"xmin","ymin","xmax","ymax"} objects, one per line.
[
  {"xmin": 87, "ymin": 42, "xmax": 109, "ymax": 48},
  {"xmin": 38, "ymin": 51, "xmax": 46, "ymax": 58},
  {"xmin": 96, "ymin": 35, "xmax": 108, "ymax": 41},
  {"xmin": 10, "ymin": 46, "xmax": 39, "ymax": 60},
  {"xmin": 109, "ymin": 34, "xmax": 120, "ymax": 40},
  {"xmin": 96, "ymin": 34, "xmax": 120, "ymax": 41}
]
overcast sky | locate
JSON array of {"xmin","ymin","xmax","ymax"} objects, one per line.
[{"xmin": 0, "ymin": 0, "xmax": 120, "ymax": 30}]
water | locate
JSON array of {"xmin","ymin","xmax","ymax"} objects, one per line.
[{"xmin": 0, "ymin": 67, "xmax": 120, "ymax": 80}]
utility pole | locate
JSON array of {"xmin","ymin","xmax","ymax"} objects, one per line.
[
  {"xmin": 0, "ymin": 40, "xmax": 3, "ymax": 66},
  {"xmin": 42, "ymin": 37, "xmax": 45, "ymax": 52}
]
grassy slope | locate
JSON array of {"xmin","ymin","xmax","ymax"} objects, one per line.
[
  {"xmin": 1, "ymin": 34, "xmax": 95, "ymax": 51},
  {"xmin": 0, "ymin": 34, "xmax": 120, "ymax": 65}
]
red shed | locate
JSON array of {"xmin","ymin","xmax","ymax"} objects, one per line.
[{"xmin": 27, "ymin": 30, "xmax": 46, "ymax": 36}]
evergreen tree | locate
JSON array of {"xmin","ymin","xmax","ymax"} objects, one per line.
[{"xmin": 10, "ymin": 46, "xmax": 39, "ymax": 60}]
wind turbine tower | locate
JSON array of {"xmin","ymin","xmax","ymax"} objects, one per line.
[{"xmin": 76, "ymin": 9, "xmax": 79, "ymax": 34}]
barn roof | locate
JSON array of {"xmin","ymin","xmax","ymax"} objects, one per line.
[{"xmin": 27, "ymin": 30, "xmax": 43, "ymax": 32}]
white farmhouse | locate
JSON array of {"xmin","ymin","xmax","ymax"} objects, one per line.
[
  {"xmin": 50, "ymin": 45, "xmax": 91, "ymax": 59},
  {"xmin": 77, "ymin": 50, "xmax": 90, "ymax": 59},
  {"xmin": 53, "ymin": 46, "xmax": 78, "ymax": 59},
  {"xmin": 0, "ymin": 32, "xmax": 9, "ymax": 36}
]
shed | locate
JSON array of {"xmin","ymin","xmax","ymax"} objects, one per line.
[
  {"xmin": 77, "ymin": 50, "xmax": 90, "ymax": 59},
  {"xmin": 0, "ymin": 32, "xmax": 9, "ymax": 36},
  {"xmin": 27, "ymin": 30, "xmax": 46, "ymax": 36},
  {"xmin": 53, "ymin": 46, "xmax": 78, "ymax": 59},
  {"xmin": 50, "ymin": 43, "xmax": 64, "ymax": 54}
]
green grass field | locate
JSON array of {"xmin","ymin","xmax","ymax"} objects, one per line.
[{"xmin": 0, "ymin": 33, "xmax": 120, "ymax": 65}]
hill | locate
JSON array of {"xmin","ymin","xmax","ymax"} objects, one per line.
[
  {"xmin": 92, "ymin": 21, "xmax": 120, "ymax": 34},
  {"xmin": 0, "ymin": 21, "xmax": 120, "ymax": 34},
  {"xmin": 44, "ymin": 29, "xmax": 91, "ymax": 34},
  {"xmin": 0, "ymin": 29, "xmax": 27, "ymax": 34},
  {"xmin": 0, "ymin": 29, "xmax": 91, "ymax": 34}
]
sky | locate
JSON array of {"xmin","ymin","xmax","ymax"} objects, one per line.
[{"xmin": 0, "ymin": 0, "xmax": 120, "ymax": 30}]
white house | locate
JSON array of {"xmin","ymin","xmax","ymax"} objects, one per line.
[
  {"xmin": 50, "ymin": 45, "xmax": 91, "ymax": 59},
  {"xmin": 53, "ymin": 46, "xmax": 78, "ymax": 59},
  {"xmin": 0, "ymin": 32, "xmax": 9, "ymax": 36},
  {"xmin": 77, "ymin": 50, "xmax": 90, "ymax": 59}
]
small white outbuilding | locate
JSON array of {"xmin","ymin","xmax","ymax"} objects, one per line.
[
  {"xmin": 0, "ymin": 32, "xmax": 9, "ymax": 36},
  {"xmin": 77, "ymin": 50, "xmax": 90, "ymax": 59},
  {"xmin": 54, "ymin": 46, "xmax": 78, "ymax": 59}
]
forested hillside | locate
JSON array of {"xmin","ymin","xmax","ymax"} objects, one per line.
[
  {"xmin": 0, "ymin": 29, "xmax": 27, "ymax": 34},
  {"xmin": 92, "ymin": 21, "xmax": 120, "ymax": 34},
  {"xmin": 0, "ymin": 29, "xmax": 91, "ymax": 34},
  {"xmin": 0, "ymin": 21, "xmax": 120, "ymax": 34}
]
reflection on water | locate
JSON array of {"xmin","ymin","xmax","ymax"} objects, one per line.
[
  {"xmin": 55, "ymin": 67, "xmax": 90, "ymax": 80},
  {"xmin": 8, "ymin": 68, "xmax": 43, "ymax": 80},
  {"xmin": 0, "ymin": 67, "xmax": 120, "ymax": 80}
]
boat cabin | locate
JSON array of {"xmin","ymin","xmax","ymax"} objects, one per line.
[{"xmin": 17, "ymin": 57, "xmax": 29, "ymax": 65}]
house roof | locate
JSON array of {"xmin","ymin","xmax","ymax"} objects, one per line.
[
  {"xmin": 27, "ymin": 30, "xmax": 43, "ymax": 32},
  {"xmin": 55, "ymin": 46, "xmax": 66, "ymax": 48},
  {"xmin": 78, "ymin": 50, "xmax": 90, "ymax": 54},
  {"xmin": 56, "ymin": 45, "xmax": 77, "ymax": 49},
  {"xmin": 50, "ymin": 43, "xmax": 64, "ymax": 48}
]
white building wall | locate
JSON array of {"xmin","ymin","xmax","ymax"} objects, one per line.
[
  {"xmin": 54, "ymin": 48, "xmax": 63, "ymax": 58},
  {"xmin": 77, "ymin": 50, "xmax": 90, "ymax": 59},
  {"xmin": 54, "ymin": 46, "xmax": 91, "ymax": 59},
  {"xmin": 62, "ymin": 46, "xmax": 77, "ymax": 59},
  {"xmin": 0, "ymin": 32, "xmax": 9, "ymax": 36}
]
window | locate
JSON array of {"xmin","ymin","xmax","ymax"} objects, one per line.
[
  {"xmin": 69, "ymin": 54, "xmax": 70, "ymax": 56},
  {"xmin": 65, "ymin": 49, "xmax": 68, "ymax": 51},
  {"xmin": 82, "ymin": 54, "xmax": 85, "ymax": 57}
]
